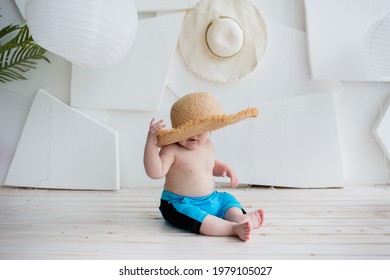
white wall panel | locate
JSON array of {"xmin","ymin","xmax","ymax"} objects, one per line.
[
  {"xmin": 374, "ymin": 98, "xmax": 390, "ymax": 161},
  {"xmin": 14, "ymin": 0, "xmax": 26, "ymax": 19},
  {"xmin": 304, "ymin": 0, "xmax": 390, "ymax": 81},
  {"xmin": 253, "ymin": 0, "xmax": 305, "ymax": 30},
  {"xmin": 71, "ymin": 13, "xmax": 184, "ymax": 111},
  {"xmin": 213, "ymin": 93, "xmax": 344, "ymax": 188},
  {"xmin": 373, "ymin": 97, "xmax": 390, "ymax": 183},
  {"xmin": 0, "ymin": 89, "xmax": 32, "ymax": 185},
  {"xmin": 334, "ymin": 82, "xmax": 390, "ymax": 185},
  {"xmin": 5, "ymin": 90, "xmax": 120, "ymax": 190}
]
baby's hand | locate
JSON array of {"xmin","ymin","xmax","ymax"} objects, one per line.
[
  {"xmin": 222, "ymin": 168, "xmax": 238, "ymax": 188},
  {"xmin": 147, "ymin": 118, "xmax": 166, "ymax": 146}
]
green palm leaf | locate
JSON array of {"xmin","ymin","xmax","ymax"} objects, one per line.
[{"xmin": 0, "ymin": 24, "xmax": 50, "ymax": 83}]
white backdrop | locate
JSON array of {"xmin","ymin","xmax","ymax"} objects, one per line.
[{"xmin": 1, "ymin": 0, "xmax": 389, "ymax": 189}]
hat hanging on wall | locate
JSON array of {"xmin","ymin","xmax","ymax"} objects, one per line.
[
  {"xmin": 25, "ymin": 0, "xmax": 138, "ymax": 68},
  {"xmin": 179, "ymin": 0, "xmax": 268, "ymax": 82}
]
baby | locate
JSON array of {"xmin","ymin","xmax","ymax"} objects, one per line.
[{"xmin": 143, "ymin": 92, "xmax": 264, "ymax": 241}]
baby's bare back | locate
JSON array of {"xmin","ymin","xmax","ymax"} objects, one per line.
[{"xmin": 163, "ymin": 141, "xmax": 216, "ymax": 197}]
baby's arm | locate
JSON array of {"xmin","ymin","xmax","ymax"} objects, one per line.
[
  {"xmin": 213, "ymin": 160, "xmax": 238, "ymax": 187},
  {"xmin": 143, "ymin": 118, "xmax": 173, "ymax": 179}
]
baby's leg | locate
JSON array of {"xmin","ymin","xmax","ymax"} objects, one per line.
[
  {"xmin": 199, "ymin": 215, "xmax": 251, "ymax": 241},
  {"xmin": 225, "ymin": 208, "xmax": 264, "ymax": 229}
]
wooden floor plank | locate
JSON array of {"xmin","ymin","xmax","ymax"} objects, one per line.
[{"xmin": 0, "ymin": 185, "xmax": 389, "ymax": 260}]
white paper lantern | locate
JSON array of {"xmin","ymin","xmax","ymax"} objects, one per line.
[
  {"xmin": 363, "ymin": 13, "xmax": 390, "ymax": 77},
  {"xmin": 25, "ymin": 0, "xmax": 138, "ymax": 68}
]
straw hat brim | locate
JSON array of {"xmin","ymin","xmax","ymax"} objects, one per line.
[
  {"xmin": 179, "ymin": 0, "xmax": 267, "ymax": 82},
  {"xmin": 157, "ymin": 107, "xmax": 258, "ymax": 147}
]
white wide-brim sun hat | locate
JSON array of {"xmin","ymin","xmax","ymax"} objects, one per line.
[{"xmin": 179, "ymin": 0, "xmax": 268, "ymax": 82}]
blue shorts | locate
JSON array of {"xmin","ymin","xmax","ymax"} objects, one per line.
[{"xmin": 159, "ymin": 190, "xmax": 245, "ymax": 233}]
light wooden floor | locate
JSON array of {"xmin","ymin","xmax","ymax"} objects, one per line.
[{"xmin": 0, "ymin": 184, "xmax": 389, "ymax": 260}]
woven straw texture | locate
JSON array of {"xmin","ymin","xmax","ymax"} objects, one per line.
[{"xmin": 157, "ymin": 92, "xmax": 258, "ymax": 146}]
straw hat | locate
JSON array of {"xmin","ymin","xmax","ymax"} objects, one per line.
[
  {"xmin": 179, "ymin": 0, "xmax": 268, "ymax": 82},
  {"xmin": 157, "ymin": 92, "xmax": 259, "ymax": 146}
]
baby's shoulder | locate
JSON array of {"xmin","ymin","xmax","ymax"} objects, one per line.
[{"xmin": 160, "ymin": 143, "xmax": 180, "ymax": 155}]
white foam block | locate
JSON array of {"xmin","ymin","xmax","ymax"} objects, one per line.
[
  {"xmin": 374, "ymin": 97, "xmax": 390, "ymax": 161},
  {"xmin": 304, "ymin": 0, "xmax": 390, "ymax": 81},
  {"xmin": 71, "ymin": 13, "xmax": 184, "ymax": 111},
  {"xmin": 0, "ymin": 89, "xmax": 32, "ymax": 186},
  {"xmin": 213, "ymin": 92, "xmax": 344, "ymax": 188},
  {"xmin": 5, "ymin": 89, "xmax": 120, "ymax": 190}
]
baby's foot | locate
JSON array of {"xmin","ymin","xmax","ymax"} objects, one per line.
[
  {"xmin": 233, "ymin": 221, "xmax": 251, "ymax": 241},
  {"xmin": 247, "ymin": 209, "xmax": 264, "ymax": 229}
]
